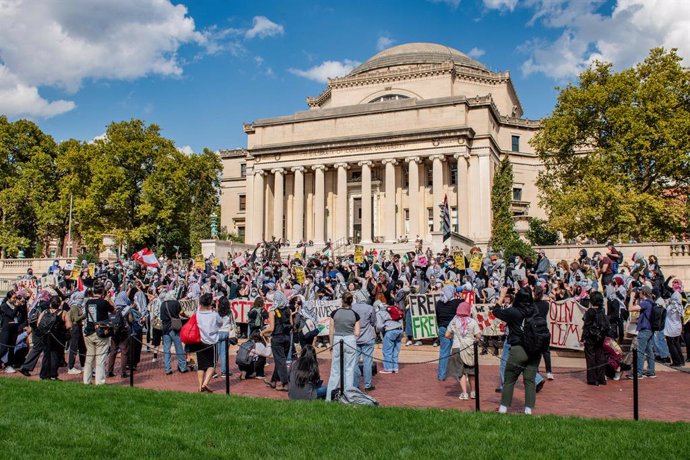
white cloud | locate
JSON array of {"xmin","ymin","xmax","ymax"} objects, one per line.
[
  {"xmin": 483, "ymin": 0, "xmax": 518, "ymax": 11},
  {"xmin": 428, "ymin": 0, "xmax": 461, "ymax": 8},
  {"xmin": 289, "ymin": 60, "xmax": 361, "ymax": 83},
  {"xmin": 178, "ymin": 145, "xmax": 194, "ymax": 155},
  {"xmin": 245, "ymin": 16, "xmax": 284, "ymax": 39},
  {"xmin": 0, "ymin": 0, "xmax": 203, "ymax": 118},
  {"xmin": 377, "ymin": 36, "xmax": 395, "ymax": 51},
  {"xmin": 520, "ymin": 0, "xmax": 690, "ymax": 79},
  {"xmin": 467, "ymin": 47, "xmax": 486, "ymax": 58},
  {"xmin": 200, "ymin": 26, "xmax": 244, "ymax": 56}
]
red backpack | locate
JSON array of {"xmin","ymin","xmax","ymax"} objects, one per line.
[{"xmin": 386, "ymin": 305, "xmax": 404, "ymax": 321}]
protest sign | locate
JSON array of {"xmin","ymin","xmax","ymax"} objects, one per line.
[
  {"xmin": 354, "ymin": 245, "xmax": 364, "ymax": 264},
  {"xmin": 460, "ymin": 290, "xmax": 475, "ymax": 306},
  {"xmin": 211, "ymin": 258, "xmax": 220, "ymax": 269},
  {"xmin": 408, "ymin": 294, "xmax": 440, "ymax": 340},
  {"xmin": 469, "ymin": 253, "xmax": 483, "ymax": 272},
  {"xmin": 232, "ymin": 255, "xmax": 246, "ymax": 268},
  {"xmin": 472, "ymin": 304, "xmax": 505, "ymax": 336},
  {"xmin": 180, "ymin": 298, "xmax": 199, "ymax": 315},
  {"xmin": 194, "ymin": 256, "xmax": 205, "ymax": 270},
  {"xmin": 293, "ymin": 251, "xmax": 302, "ymax": 260},
  {"xmin": 88, "ymin": 263, "xmax": 96, "ymax": 278},
  {"xmin": 41, "ymin": 274, "xmax": 58, "ymax": 288},
  {"xmin": 548, "ymin": 298, "xmax": 587, "ymax": 350},
  {"xmin": 453, "ymin": 252, "xmax": 465, "ymax": 270},
  {"xmin": 294, "ymin": 266, "xmax": 305, "ymax": 284},
  {"xmin": 70, "ymin": 267, "xmax": 81, "ymax": 280},
  {"xmin": 304, "ymin": 299, "xmax": 341, "ymax": 336}
]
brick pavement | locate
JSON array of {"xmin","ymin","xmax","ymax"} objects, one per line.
[{"xmin": 6, "ymin": 344, "xmax": 689, "ymax": 423}]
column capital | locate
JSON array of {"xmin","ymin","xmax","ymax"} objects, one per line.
[
  {"xmin": 271, "ymin": 168, "xmax": 285, "ymax": 174},
  {"xmin": 381, "ymin": 159, "xmax": 398, "ymax": 166},
  {"xmin": 334, "ymin": 162, "xmax": 350, "ymax": 170},
  {"xmin": 453, "ymin": 151, "xmax": 471, "ymax": 161},
  {"xmin": 429, "ymin": 154, "xmax": 446, "ymax": 162},
  {"xmin": 311, "ymin": 165, "xmax": 326, "ymax": 171},
  {"xmin": 405, "ymin": 156, "xmax": 421, "ymax": 164},
  {"xmin": 357, "ymin": 160, "xmax": 373, "ymax": 167},
  {"xmin": 291, "ymin": 166, "xmax": 305, "ymax": 173},
  {"xmin": 254, "ymin": 169, "xmax": 267, "ymax": 176}
]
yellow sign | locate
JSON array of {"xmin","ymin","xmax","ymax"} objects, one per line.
[
  {"xmin": 294, "ymin": 266, "xmax": 305, "ymax": 284},
  {"xmin": 194, "ymin": 256, "xmax": 205, "ymax": 270},
  {"xmin": 70, "ymin": 267, "xmax": 81, "ymax": 280},
  {"xmin": 294, "ymin": 251, "xmax": 302, "ymax": 260},
  {"xmin": 470, "ymin": 253, "xmax": 483, "ymax": 272},
  {"xmin": 88, "ymin": 263, "xmax": 96, "ymax": 278},
  {"xmin": 354, "ymin": 245, "xmax": 364, "ymax": 264},
  {"xmin": 211, "ymin": 258, "xmax": 220, "ymax": 269},
  {"xmin": 454, "ymin": 252, "xmax": 466, "ymax": 270}
]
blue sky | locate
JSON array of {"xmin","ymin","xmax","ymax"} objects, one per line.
[{"xmin": 0, "ymin": 0, "xmax": 688, "ymax": 153}]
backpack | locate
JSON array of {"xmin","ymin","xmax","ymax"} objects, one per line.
[
  {"xmin": 249, "ymin": 307, "xmax": 264, "ymax": 329},
  {"xmin": 110, "ymin": 308, "xmax": 130, "ymax": 339},
  {"xmin": 587, "ymin": 309, "xmax": 608, "ymax": 345},
  {"xmin": 521, "ymin": 308, "xmax": 551, "ymax": 356},
  {"xmin": 274, "ymin": 306, "xmax": 292, "ymax": 335},
  {"xmin": 37, "ymin": 310, "xmax": 59, "ymax": 338},
  {"xmin": 386, "ymin": 305, "xmax": 404, "ymax": 322},
  {"xmin": 651, "ymin": 303, "xmax": 667, "ymax": 332},
  {"xmin": 235, "ymin": 341, "xmax": 256, "ymax": 366},
  {"xmin": 28, "ymin": 304, "xmax": 43, "ymax": 327}
]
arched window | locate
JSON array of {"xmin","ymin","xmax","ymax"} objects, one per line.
[{"xmin": 369, "ymin": 94, "xmax": 410, "ymax": 103}]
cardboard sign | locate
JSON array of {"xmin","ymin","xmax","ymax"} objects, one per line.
[
  {"xmin": 469, "ymin": 253, "xmax": 483, "ymax": 272},
  {"xmin": 308, "ymin": 299, "xmax": 341, "ymax": 336},
  {"xmin": 294, "ymin": 266, "xmax": 305, "ymax": 284},
  {"xmin": 195, "ymin": 256, "xmax": 205, "ymax": 270},
  {"xmin": 408, "ymin": 294, "xmax": 440, "ymax": 340},
  {"xmin": 70, "ymin": 267, "xmax": 81, "ymax": 280},
  {"xmin": 88, "ymin": 263, "xmax": 96, "ymax": 278},
  {"xmin": 294, "ymin": 251, "xmax": 302, "ymax": 260},
  {"xmin": 548, "ymin": 298, "xmax": 587, "ymax": 350},
  {"xmin": 472, "ymin": 304, "xmax": 505, "ymax": 336},
  {"xmin": 460, "ymin": 290, "xmax": 475, "ymax": 306},
  {"xmin": 211, "ymin": 258, "xmax": 220, "ymax": 269},
  {"xmin": 180, "ymin": 298, "xmax": 199, "ymax": 315},
  {"xmin": 354, "ymin": 245, "xmax": 364, "ymax": 264},
  {"xmin": 453, "ymin": 252, "xmax": 465, "ymax": 270},
  {"xmin": 232, "ymin": 255, "xmax": 246, "ymax": 268}
]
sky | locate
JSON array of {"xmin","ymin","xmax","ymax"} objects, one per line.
[{"xmin": 0, "ymin": 0, "xmax": 688, "ymax": 154}]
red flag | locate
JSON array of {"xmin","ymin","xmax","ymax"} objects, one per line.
[{"xmin": 132, "ymin": 248, "xmax": 160, "ymax": 268}]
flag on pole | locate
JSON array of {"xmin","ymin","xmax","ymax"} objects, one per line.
[
  {"xmin": 441, "ymin": 194, "xmax": 451, "ymax": 242},
  {"xmin": 132, "ymin": 248, "xmax": 160, "ymax": 268}
]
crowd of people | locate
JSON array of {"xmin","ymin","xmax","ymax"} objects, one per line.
[{"xmin": 1, "ymin": 240, "xmax": 689, "ymax": 412}]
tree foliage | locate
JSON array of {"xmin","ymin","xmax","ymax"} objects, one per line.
[
  {"xmin": 0, "ymin": 118, "xmax": 221, "ymax": 258},
  {"xmin": 527, "ymin": 218, "xmax": 559, "ymax": 246},
  {"xmin": 532, "ymin": 48, "xmax": 690, "ymax": 242}
]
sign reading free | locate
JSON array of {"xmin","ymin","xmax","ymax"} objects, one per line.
[{"xmin": 408, "ymin": 294, "xmax": 440, "ymax": 340}]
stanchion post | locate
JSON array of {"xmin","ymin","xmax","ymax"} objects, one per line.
[
  {"xmin": 632, "ymin": 347, "xmax": 639, "ymax": 421},
  {"xmin": 129, "ymin": 333, "xmax": 134, "ymax": 388},
  {"xmin": 225, "ymin": 338, "xmax": 230, "ymax": 396},
  {"xmin": 339, "ymin": 339, "xmax": 345, "ymax": 397},
  {"xmin": 473, "ymin": 341, "xmax": 480, "ymax": 412}
]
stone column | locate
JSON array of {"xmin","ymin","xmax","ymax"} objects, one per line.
[
  {"xmin": 253, "ymin": 170, "xmax": 266, "ymax": 242},
  {"xmin": 454, "ymin": 150, "xmax": 469, "ymax": 236},
  {"xmin": 335, "ymin": 163, "xmax": 349, "ymax": 241},
  {"xmin": 272, "ymin": 168, "xmax": 284, "ymax": 240},
  {"xmin": 244, "ymin": 171, "xmax": 254, "ymax": 243},
  {"xmin": 358, "ymin": 161, "xmax": 373, "ymax": 244},
  {"xmin": 430, "ymin": 155, "xmax": 445, "ymax": 232},
  {"xmin": 382, "ymin": 159, "xmax": 397, "ymax": 243},
  {"xmin": 292, "ymin": 167, "xmax": 305, "ymax": 243},
  {"xmin": 312, "ymin": 165, "xmax": 326, "ymax": 245},
  {"xmin": 405, "ymin": 156, "xmax": 421, "ymax": 239}
]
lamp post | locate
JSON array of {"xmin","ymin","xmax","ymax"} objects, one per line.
[{"xmin": 211, "ymin": 212, "xmax": 219, "ymax": 239}]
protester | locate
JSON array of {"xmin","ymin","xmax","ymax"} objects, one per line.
[
  {"xmin": 289, "ymin": 345, "xmax": 327, "ymax": 400},
  {"xmin": 237, "ymin": 330, "xmax": 270, "ymax": 379},
  {"xmin": 582, "ymin": 291, "xmax": 609, "ymax": 385},
  {"xmin": 193, "ymin": 293, "xmax": 224, "ymax": 393},
  {"xmin": 160, "ymin": 290, "xmax": 188, "ymax": 375},
  {"xmin": 436, "ymin": 284, "xmax": 460, "ymax": 381},
  {"xmin": 352, "ymin": 289, "xmax": 377, "ymax": 391},
  {"xmin": 67, "ymin": 291, "xmax": 86, "ymax": 374},
  {"xmin": 627, "ymin": 286, "xmax": 656, "ymax": 379},
  {"xmin": 326, "ymin": 292, "xmax": 360, "ymax": 400},
  {"xmin": 38, "ymin": 296, "xmax": 72, "ymax": 380},
  {"xmin": 665, "ymin": 279, "xmax": 685, "ymax": 367},
  {"xmin": 376, "ymin": 299, "xmax": 403, "ymax": 374},
  {"xmin": 261, "ymin": 291, "xmax": 292, "ymax": 391},
  {"xmin": 445, "ymin": 301, "xmax": 481, "ymax": 400},
  {"xmin": 0, "ymin": 290, "xmax": 25, "ymax": 374},
  {"xmin": 82, "ymin": 282, "xmax": 114, "ymax": 385}
]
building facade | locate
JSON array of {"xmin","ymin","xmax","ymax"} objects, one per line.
[{"xmin": 220, "ymin": 43, "xmax": 546, "ymax": 249}]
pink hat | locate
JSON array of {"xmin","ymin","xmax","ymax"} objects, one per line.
[{"xmin": 456, "ymin": 301, "xmax": 471, "ymax": 317}]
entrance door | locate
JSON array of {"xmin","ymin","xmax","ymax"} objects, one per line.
[{"xmin": 353, "ymin": 197, "xmax": 362, "ymax": 244}]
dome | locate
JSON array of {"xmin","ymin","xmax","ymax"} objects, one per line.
[{"xmin": 349, "ymin": 42, "xmax": 489, "ymax": 76}]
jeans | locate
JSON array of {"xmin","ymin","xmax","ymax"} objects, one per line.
[
  {"xmin": 163, "ymin": 330, "xmax": 187, "ymax": 373},
  {"xmin": 217, "ymin": 331, "xmax": 229, "ymax": 375},
  {"xmin": 501, "ymin": 344, "xmax": 540, "ymax": 409},
  {"xmin": 499, "ymin": 342, "xmax": 543, "ymax": 388},
  {"xmin": 636, "ymin": 329, "xmax": 655, "ymax": 375},
  {"xmin": 327, "ymin": 335, "xmax": 357, "ymax": 401},
  {"xmin": 382, "ymin": 329, "xmax": 403, "ymax": 372},
  {"xmin": 437, "ymin": 326, "xmax": 452, "ymax": 380},
  {"xmin": 353, "ymin": 340, "xmax": 375, "ymax": 389},
  {"xmin": 653, "ymin": 331, "xmax": 670, "ymax": 359},
  {"xmin": 405, "ymin": 309, "xmax": 413, "ymax": 340}
]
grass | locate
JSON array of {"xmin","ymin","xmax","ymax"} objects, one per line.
[{"xmin": 0, "ymin": 377, "xmax": 688, "ymax": 459}]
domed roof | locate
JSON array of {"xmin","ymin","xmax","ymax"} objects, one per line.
[{"xmin": 349, "ymin": 42, "xmax": 488, "ymax": 76}]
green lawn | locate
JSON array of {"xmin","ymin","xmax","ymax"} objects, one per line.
[{"xmin": 0, "ymin": 377, "xmax": 688, "ymax": 459}]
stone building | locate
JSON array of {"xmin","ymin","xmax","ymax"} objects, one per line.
[{"xmin": 220, "ymin": 43, "xmax": 545, "ymax": 250}]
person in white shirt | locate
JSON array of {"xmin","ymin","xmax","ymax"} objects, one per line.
[{"xmin": 194, "ymin": 293, "xmax": 224, "ymax": 393}]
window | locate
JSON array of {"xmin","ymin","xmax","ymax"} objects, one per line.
[
  {"xmin": 404, "ymin": 209, "xmax": 410, "ymax": 234},
  {"xmin": 512, "ymin": 188, "xmax": 522, "ymax": 201},
  {"xmin": 238, "ymin": 226, "xmax": 245, "ymax": 240},
  {"xmin": 402, "ymin": 167, "xmax": 409, "ymax": 188},
  {"xmin": 239, "ymin": 194, "xmax": 246, "ymax": 211},
  {"xmin": 511, "ymin": 135, "xmax": 520, "ymax": 153},
  {"xmin": 369, "ymin": 94, "xmax": 410, "ymax": 103},
  {"xmin": 350, "ymin": 171, "xmax": 362, "ymax": 182},
  {"xmin": 427, "ymin": 208, "xmax": 434, "ymax": 232},
  {"xmin": 240, "ymin": 163, "xmax": 246, "ymax": 177},
  {"xmin": 451, "ymin": 207, "xmax": 458, "ymax": 233},
  {"xmin": 426, "ymin": 166, "xmax": 433, "ymax": 186},
  {"xmin": 450, "ymin": 164, "xmax": 457, "ymax": 186}
]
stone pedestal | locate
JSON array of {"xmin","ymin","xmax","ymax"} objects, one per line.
[{"xmin": 99, "ymin": 234, "xmax": 118, "ymax": 261}]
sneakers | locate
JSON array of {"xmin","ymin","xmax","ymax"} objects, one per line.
[
  {"xmin": 4, "ymin": 366, "xmax": 16, "ymax": 374},
  {"xmin": 379, "ymin": 369, "xmax": 395, "ymax": 374},
  {"xmin": 470, "ymin": 391, "xmax": 476, "ymax": 399},
  {"xmin": 459, "ymin": 393, "xmax": 469, "ymax": 400},
  {"xmin": 18, "ymin": 368, "xmax": 31, "ymax": 377},
  {"xmin": 151, "ymin": 358, "xmax": 157, "ymax": 363},
  {"xmin": 413, "ymin": 341, "xmax": 422, "ymax": 346},
  {"xmin": 644, "ymin": 372, "xmax": 657, "ymax": 379},
  {"xmin": 626, "ymin": 373, "xmax": 645, "ymax": 380},
  {"xmin": 67, "ymin": 368, "xmax": 82, "ymax": 375},
  {"xmin": 406, "ymin": 340, "xmax": 413, "ymax": 346},
  {"xmin": 433, "ymin": 341, "xmax": 439, "ymax": 347},
  {"xmin": 613, "ymin": 371, "xmax": 621, "ymax": 381},
  {"xmin": 364, "ymin": 385, "xmax": 376, "ymax": 392},
  {"xmin": 546, "ymin": 373, "xmax": 554, "ymax": 380}
]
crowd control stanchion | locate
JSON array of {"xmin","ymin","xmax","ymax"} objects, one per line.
[
  {"xmin": 339, "ymin": 339, "xmax": 345, "ymax": 398},
  {"xmin": 473, "ymin": 341, "xmax": 480, "ymax": 412},
  {"xmin": 632, "ymin": 348, "xmax": 639, "ymax": 421},
  {"xmin": 225, "ymin": 338, "xmax": 230, "ymax": 396},
  {"xmin": 129, "ymin": 332, "xmax": 134, "ymax": 388}
]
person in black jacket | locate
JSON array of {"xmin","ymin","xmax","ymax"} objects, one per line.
[
  {"xmin": 492, "ymin": 286, "xmax": 540, "ymax": 415},
  {"xmin": 582, "ymin": 291, "xmax": 609, "ymax": 386},
  {"xmin": 0, "ymin": 290, "xmax": 27, "ymax": 373},
  {"xmin": 436, "ymin": 284, "xmax": 460, "ymax": 381},
  {"xmin": 534, "ymin": 285, "xmax": 553, "ymax": 380}
]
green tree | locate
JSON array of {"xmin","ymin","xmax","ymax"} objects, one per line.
[
  {"xmin": 527, "ymin": 218, "xmax": 559, "ymax": 246},
  {"xmin": 490, "ymin": 155, "xmax": 518, "ymax": 250},
  {"xmin": 186, "ymin": 148, "xmax": 221, "ymax": 256},
  {"xmin": 532, "ymin": 48, "xmax": 690, "ymax": 242}
]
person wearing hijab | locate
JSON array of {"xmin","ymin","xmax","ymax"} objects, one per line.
[
  {"xmin": 260, "ymin": 290, "xmax": 292, "ymax": 391},
  {"xmin": 436, "ymin": 284, "xmax": 460, "ymax": 381},
  {"xmin": 67, "ymin": 291, "xmax": 86, "ymax": 375},
  {"xmin": 493, "ymin": 286, "xmax": 541, "ymax": 415},
  {"xmin": 664, "ymin": 279, "xmax": 685, "ymax": 367},
  {"xmin": 107, "ymin": 291, "xmax": 133, "ymax": 378},
  {"xmin": 445, "ymin": 301, "xmax": 481, "ymax": 400}
]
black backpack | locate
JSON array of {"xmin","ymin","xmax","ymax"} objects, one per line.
[
  {"xmin": 651, "ymin": 303, "xmax": 667, "ymax": 332},
  {"xmin": 521, "ymin": 308, "xmax": 551, "ymax": 356},
  {"xmin": 37, "ymin": 310, "xmax": 59, "ymax": 338},
  {"xmin": 235, "ymin": 341, "xmax": 256, "ymax": 366},
  {"xmin": 588, "ymin": 309, "xmax": 608, "ymax": 345},
  {"xmin": 110, "ymin": 308, "xmax": 130, "ymax": 339}
]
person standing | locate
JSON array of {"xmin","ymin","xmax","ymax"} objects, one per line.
[
  {"xmin": 194, "ymin": 293, "xmax": 224, "ymax": 392},
  {"xmin": 376, "ymin": 300, "xmax": 403, "ymax": 374},
  {"xmin": 446, "ymin": 301, "xmax": 481, "ymax": 400},
  {"xmin": 83, "ymin": 283, "xmax": 114, "ymax": 385},
  {"xmin": 436, "ymin": 285, "xmax": 460, "ymax": 381},
  {"xmin": 38, "ymin": 296, "xmax": 72, "ymax": 380},
  {"xmin": 326, "ymin": 292, "xmax": 360, "ymax": 400},
  {"xmin": 582, "ymin": 291, "xmax": 609, "ymax": 385},
  {"xmin": 260, "ymin": 291, "xmax": 292, "ymax": 391},
  {"xmin": 0, "ymin": 290, "xmax": 24, "ymax": 374},
  {"xmin": 664, "ymin": 279, "xmax": 685, "ymax": 367},
  {"xmin": 627, "ymin": 286, "xmax": 656, "ymax": 379},
  {"xmin": 107, "ymin": 291, "xmax": 132, "ymax": 378},
  {"xmin": 67, "ymin": 292, "xmax": 86, "ymax": 374},
  {"xmin": 160, "ymin": 290, "xmax": 188, "ymax": 375},
  {"xmin": 534, "ymin": 285, "xmax": 554, "ymax": 380},
  {"xmin": 352, "ymin": 290, "xmax": 377, "ymax": 391}
]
